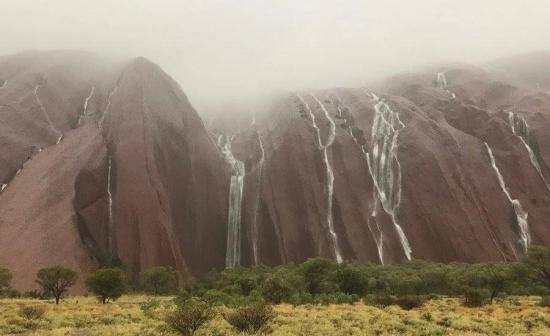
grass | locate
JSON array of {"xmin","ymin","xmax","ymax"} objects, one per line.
[{"xmin": 0, "ymin": 296, "xmax": 548, "ymax": 335}]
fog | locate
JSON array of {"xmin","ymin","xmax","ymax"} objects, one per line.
[{"xmin": 1, "ymin": 0, "xmax": 550, "ymax": 111}]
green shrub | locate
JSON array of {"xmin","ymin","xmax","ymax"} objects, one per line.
[
  {"xmin": 18, "ymin": 305, "xmax": 46, "ymax": 320},
  {"xmin": 395, "ymin": 295, "xmax": 425, "ymax": 310},
  {"xmin": 85, "ymin": 268, "xmax": 127, "ymax": 304},
  {"xmin": 140, "ymin": 266, "xmax": 178, "ymax": 295},
  {"xmin": 173, "ymin": 289, "xmax": 192, "ymax": 306},
  {"xmin": 363, "ymin": 294, "xmax": 396, "ymax": 307},
  {"xmin": 202, "ymin": 289, "xmax": 236, "ymax": 306},
  {"xmin": 313, "ymin": 293, "xmax": 360, "ymax": 305},
  {"xmin": 22, "ymin": 289, "xmax": 42, "ymax": 299},
  {"xmin": 463, "ymin": 288, "xmax": 488, "ymax": 307},
  {"xmin": 540, "ymin": 296, "xmax": 550, "ymax": 307},
  {"xmin": 140, "ymin": 299, "xmax": 162, "ymax": 319},
  {"xmin": 0, "ymin": 267, "xmax": 12, "ymax": 291},
  {"xmin": 335, "ymin": 266, "xmax": 368, "ymax": 295},
  {"xmin": 0, "ymin": 288, "xmax": 20, "ymax": 298},
  {"xmin": 165, "ymin": 298, "xmax": 215, "ymax": 336},
  {"xmin": 223, "ymin": 302, "xmax": 276, "ymax": 334},
  {"xmin": 261, "ymin": 272, "xmax": 294, "ymax": 304}
]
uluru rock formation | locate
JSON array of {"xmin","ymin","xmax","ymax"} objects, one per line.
[
  {"xmin": 1, "ymin": 50, "xmax": 550, "ymax": 291},
  {"xmin": 0, "ymin": 51, "xmax": 230, "ymax": 290}
]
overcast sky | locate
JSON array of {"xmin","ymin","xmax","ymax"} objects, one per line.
[{"xmin": 1, "ymin": 0, "xmax": 550, "ymax": 110}]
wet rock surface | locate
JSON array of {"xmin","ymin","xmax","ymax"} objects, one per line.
[{"xmin": 1, "ymin": 50, "xmax": 550, "ymax": 291}]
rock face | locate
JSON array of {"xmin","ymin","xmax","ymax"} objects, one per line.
[
  {"xmin": 0, "ymin": 51, "xmax": 230, "ymax": 290},
  {"xmin": 221, "ymin": 53, "xmax": 550, "ymax": 268},
  {"xmin": 1, "ymin": 50, "xmax": 550, "ymax": 291}
]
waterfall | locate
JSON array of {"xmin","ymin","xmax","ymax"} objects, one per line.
[
  {"xmin": 99, "ymin": 86, "xmax": 118, "ymax": 129},
  {"xmin": 365, "ymin": 94, "xmax": 412, "ymax": 261},
  {"xmin": 219, "ymin": 135, "xmax": 245, "ymax": 268},
  {"xmin": 251, "ymin": 131, "xmax": 265, "ymax": 266},
  {"xmin": 107, "ymin": 157, "xmax": 114, "ymax": 252},
  {"xmin": 508, "ymin": 112, "xmax": 550, "ymax": 191},
  {"xmin": 331, "ymin": 92, "xmax": 354, "ymax": 137},
  {"xmin": 34, "ymin": 84, "xmax": 63, "ymax": 140},
  {"xmin": 436, "ymin": 72, "xmax": 448, "ymax": 89},
  {"xmin": 484, "ymin": 143, "xmax": 530, "ymax": 253},
  {"xmin": 331, "ymin": 91, "xmax": 385, "ymax": 263},
  {"xmin": 436, "ymin": 72, "xmax": 457, "ymax": 99},
  {"xmin": 296, "ymin": 93, "xmax": 343, "ymax": 263},
  {"xmin": 78, "ymin": 86, "xmax": 95, "ymax": 126}
]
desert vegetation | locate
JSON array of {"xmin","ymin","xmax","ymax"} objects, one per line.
[{"xmin": 0, "ymin": 246, "xmax": 548, "ymax": 335}]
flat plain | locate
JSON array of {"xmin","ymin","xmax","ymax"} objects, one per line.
[{"xmin": 1, "ymin": 296, "xmax": 549, "ymax": 335}]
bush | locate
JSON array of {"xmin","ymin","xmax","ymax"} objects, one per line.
[
  {"xmin": 335, "ymin": 266, "xmax": 368, "ymax": 296},
  {"xmin": 140, "ymin": 266, "xmax": 178, "ymax": 295},
  {"xmin": 173, "ymin": 289, "xmax": 192, "ymax": 306},
  {"xmin": 140, "ymin": 299, "xmax": 162, "ymax": 319},
  {"xmin": 540, "ymin": 296, "xmax": 550, "ymax": 307},
  {"xmin": 22, "ymin": 290, "xmax": 42, "ymax": 299},
  {"xmin": 0, "ymin": 288, "xmax": 20, "ymax": 298},
  {"xmin": 463, "ymin": 288, "xmax": 488, "ymax": 307},
  {"xmin": 261, "ymin": 272, "xmax": 294, "ymax": 304},
  {"xmin": 85, "ymin": 268, "xmax": 127, "ymax": 304},
  {"xmin": 223, "ymin": 302, "xmax": 276, "ymax": 334},
  {"xmin": 18, "ymin": 305, "xmax": 46, "ymax": 320},
  {"xmin": 165, "ymin": 298, "xmax": 215, "ymax": 336},
  {"xmin": 202, "ymin": 289, "xmax": 236, "ymax": 306},
  {"xmin": 395, "ymin": 295, "xmax": 425, "ymax": 310},
  {"xmin": 0, "ymin": 267, "xmax": 12, "ymax": 291},
  {"xmin": 313, "ymin": 293, "xmax": 360, "ymax": 305},
  {"xmin": 363, "ymin": 294, "xmax": 396, "ymax": 307}
]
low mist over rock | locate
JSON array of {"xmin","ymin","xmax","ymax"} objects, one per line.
[{"xmin": 1, "ymin": 50, "xmax": 550, "ymax": 290}]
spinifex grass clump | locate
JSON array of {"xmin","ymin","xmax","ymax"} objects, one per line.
[
  {"xmin": 223, "ymin": 302, "xmax": 276, "ymax": 334},
  {"xmin": 165, "ymin": 298, "xmax": 215, "ymax": 336}
]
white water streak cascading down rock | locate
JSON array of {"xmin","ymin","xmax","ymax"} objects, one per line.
[
  {"xmin": 484, "ymin": 143, "xmax": 530, "ymax": 253},
  {"xmin": 508, "ymin": 112, "xmax": 550, "ymax": 191},
  {"xmin": 34, "ymin": 84, "xmax": 63, "ymax": 142},
  {"xmin": 436, "ymin": 72, "xmax": 457, "ymax": 99},
  {"xmin": 334, "ymin": 91, "xmax": 384, "ymax": 264},
  {"xmin": 296, "ymin": 93, "xmax": 343, "ymax": 264},
  {"xmin": 251, "ymin": 130, "xmax": 265, "ymax": 266},
  {"xmin": 78, "ymin": 86, "xmax": 95, "ymax": 126},
  {"xmin": 99, "ymin": 86, "xmax": 118, "ymax": 129},
  {"xmin": 366, "ymin": 94, "xmax": 412, "ymax": 261},
  {"xmin": 219, "ymin": 135, "xmax": 245, "ymax": 268}
]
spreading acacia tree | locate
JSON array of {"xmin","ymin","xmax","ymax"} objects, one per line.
[
  {"xmin": 85, "ymin": 268, "xmax": 127, "ymax": 304},
  {"xmin": 35, "ymin": 266, "xmax": 77, "ymax": 304}
]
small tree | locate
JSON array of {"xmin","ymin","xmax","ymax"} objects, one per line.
[
  {"xmin": 0, "ymin": 267, "xmax": 12, "ymax": 292},
  {"xmin": 140, "ymin": 266, "xmax": 178, "ymax": 295},
  {"xmin": 166, "ymin": 298, "xmax": 215, "ymax": 336},
  {"xmin": 335, "ymin": 265, "xmax": 368, "ymax": 296},
  {"xmin": 85, "ymin": 268, "xmax": 126, "ymax": 304},
  {"xmin": 519, "ymin": 246, "xmax": 550, "ymax": 292},
  {"xmin": 300, "ymin": 258, "xmax": 338, "ymax": 295},
  {"xmin": 261, "ymin": 272, "xmax": 294, "ymax": 304},
  {"xmin": 35, "ymin": 266, "xmax": 77, "ymax": 304}
]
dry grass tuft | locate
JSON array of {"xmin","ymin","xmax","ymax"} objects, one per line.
[{"xmin": 0, "ymin": 296, "xmax": 548, "ymax": 335}]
